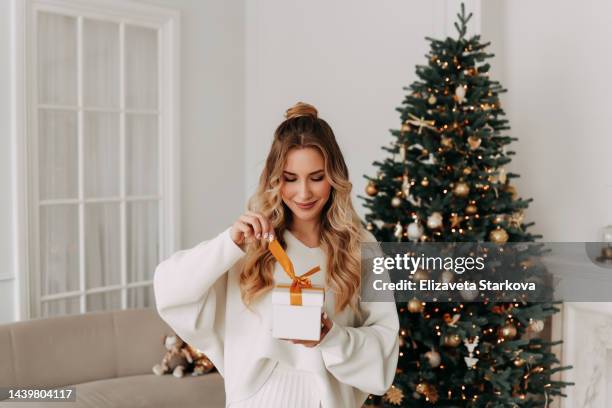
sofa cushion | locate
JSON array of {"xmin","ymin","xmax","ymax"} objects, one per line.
[
  {"xmin": 0, "ymin": 308, "xmax": 174, "ymax": 388},
  {"xmin": 0, "ymin": 372, "xmax": 225, "ymax": 408}
]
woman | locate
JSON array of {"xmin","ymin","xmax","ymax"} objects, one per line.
[{"xmin": 153, "ymin": 102, "xmax": 399, "ymax": 408}]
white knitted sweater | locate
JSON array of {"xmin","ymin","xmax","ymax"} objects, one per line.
[{"xmin": 153, "ymin": 226, "xmax": 399, "ymax": 408}]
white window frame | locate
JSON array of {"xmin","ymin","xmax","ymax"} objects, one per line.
[{"xmin": 12, "ymin": 0, "xmax": 181, "ymax": 319}]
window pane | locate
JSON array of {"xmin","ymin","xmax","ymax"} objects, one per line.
[
  {"xmin": 37, "ymin": 12, "xmax": 77, "ymax": 105},
  {"xmin": 127, "ymin": 201, "xmax": 158, "ymax": 283},
  {"xmin": 40, "ymin": 205, "xmax": 80, "ymax": 296},
  {"xmin": 42, "ymin": 296, "xmax": 80, "ymax": 318},
  {"xmin": 127, "ymin": 285, "xmax": 155, "ymax": 309},
  {"xmin": 126, "ymin": 115, "xmax": 158, "ymax": 195},
  {"xmin": 87, "ymin": 290, "xmax": 122, "ymax": 312},
  {"xmin": 83, "ymin": 19, "xmax": 119, "ymax": 108},
  {"xmin": 125, "ymin": 25, "xmax": 158, "ymax": 109},
  {"xmin": 39, "ymin": 109, "xmax": 78, "ymax": 200},
  {"xmin": 85, "ymin": 203, "xmax": 121, "ymax": 289},
  {"xmin": 84, "ymin": 112, "xmax": 119, "ymax": 197}
]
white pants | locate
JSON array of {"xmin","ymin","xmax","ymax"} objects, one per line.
[{"xmin": 228, "ymin": 362, "xmax": 321, "ymax": 408}]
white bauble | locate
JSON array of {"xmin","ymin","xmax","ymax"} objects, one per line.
[
  {"xmin": 529, "ymin": 319, "xmax": 545, "ymax": 333},
  {"xmin": 461, "ymin": 288, "xmax": 479, "ymax": 301},
  {"xmin": 407, "ymin": 222, "xmax": 424, "ymax": 241},
  {"xmin": 441, "ymin": 270, "xmax": 455, "ymax": 284},
  {"xmin": 427, "ymin": 212, "xmax": 443, "ymax": 229},
  {"xmin": 425, "ymin": 350, "xmax": 441, "ymax": 368}
]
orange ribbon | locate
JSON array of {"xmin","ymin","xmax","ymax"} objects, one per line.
[{"xmin": 268, "ymin": 238, "xmax": 321, "ymax": 306}]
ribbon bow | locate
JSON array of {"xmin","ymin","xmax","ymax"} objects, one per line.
[
  {"xmin": 406, "ymin": 113, "xmax": 437, "ymax": 134},
  {"xmin": 268, "ymin": 238, "xmax": 321, "ymax": 306}
]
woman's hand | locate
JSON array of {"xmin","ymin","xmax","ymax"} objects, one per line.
[
  {"xmin": 285, "ymin": 313, "xmax": 333, "ymax": 348},
  {"xmin": 230, "ymin": 211, "xmax": 274, "ymax": 250}
]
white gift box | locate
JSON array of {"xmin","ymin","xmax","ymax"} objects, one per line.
[{"xmin": 271, "ymin": 285, "xmax": 325, "ymax": 341}]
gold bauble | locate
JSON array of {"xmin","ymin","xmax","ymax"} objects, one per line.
[
  {"xmin": 514, "ymin": 358, "xmax": 526, "ymax": 367},
  {"xmin": 428, "ymin": 95, "xmax": 437, "ymax": 105},
  {"xmin": 463, "ymin": 167, "xmax": 472, "ymax": 175},
  {"xmin": 401, "ymin": 123, "xmax": 411, "ymax": 133},
  {"xmin": 366, "ymin": 222, "xmax": 374, "ymax": 231},
  {"xmin": 426, "ymin": 387, "xmax": 439, "ymax": 403},
  {"xmin": 467, "ymin": 136, "xmax": 482, "ymax": 150},
  {"xmin": 453, "ymin": 182, "xmax": 470, "ymax": 198},
  {"xmin": 443, "ymin": 333, "xmax": 462, "ymax": 347},
  {"xmin": 391, "ymin": 196, "xmax": 402, "ymax": 208},
  {"xmin": 407, "ymin": 298, "xmax": 424, "ymax": 313},
  {"xmin": 499, "ymin": 322, "xmax": 518, "ymax": 340},
  {"xmin": 412, "ymin": 269, "xmax": 429, "ymax": 282},
  {"xmin": 424, "ymin": 350, "xmax": 441, "ymax": 368},
  {"xmin": 489, "ymin": 228, "xmax": 509, "ymax": 244},
  {"xmin": 416, "ymin": 382, "xmax": 429, "ymax": 395},
  {"xmin": 420, "ymin": 177, "xmax": 430, "ymax": 187},
  {"xmin": 465, "ymin": 204, "xmax": 478, "ymax": 215},
  {"xmin": 366, "ymin": 181, "xmax": 378, "ymax": 196}
]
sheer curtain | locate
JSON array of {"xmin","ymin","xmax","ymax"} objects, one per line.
[{"xmin": 36, "ymin": 10, "xmax": 161, "ymax": 317}]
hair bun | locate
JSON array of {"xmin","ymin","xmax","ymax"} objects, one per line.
[{"xmin": 285, "ymin": 102, "xmax": 318, "ymax": 120}]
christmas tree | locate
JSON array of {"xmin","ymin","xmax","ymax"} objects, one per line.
[{"xmin": 360, "ymin": 4, "xmax": 572, "ymax": 407}]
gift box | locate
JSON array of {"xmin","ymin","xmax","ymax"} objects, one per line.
[
  {"xmin": 267, "ymin": 236, "xmax": 325, "ymax": 341},
  {"xmin": 272, "ymin": 285, "xmax": 324, "ymax": 341}
]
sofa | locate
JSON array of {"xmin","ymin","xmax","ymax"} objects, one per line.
[{"xmin": 0, "ymin": 308, "xmax": 225, "ymax": 407}]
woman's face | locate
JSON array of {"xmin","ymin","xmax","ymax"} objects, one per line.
[{"xmin": 280, "ymin": 147, "xmax": 332, "ymax": 223}]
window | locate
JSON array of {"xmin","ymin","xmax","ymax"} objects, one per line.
[{"xmin": 14, "ymin": 0, "xmax": 180, "ymax": 318}]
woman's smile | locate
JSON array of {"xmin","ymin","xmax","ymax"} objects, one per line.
[{"xmin": 295, "ymin": 200, "xmax": 317, "ymax": 209}]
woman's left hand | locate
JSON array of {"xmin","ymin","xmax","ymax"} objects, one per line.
[{"xmin": 286, "ymin": 312, "xmax": 333, "ymax": 348}]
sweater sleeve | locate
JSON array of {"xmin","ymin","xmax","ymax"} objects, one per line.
[
  {"xmin": 316, "ymin": 301, "xmax": 399, "ymax": 395},
  {"xmin": 153, "ymin": 226, "xmax": 245, "ymax": 376},
  {"xmin": 315, "ymin": 229, "xmax": 400, "ymax": 395}
]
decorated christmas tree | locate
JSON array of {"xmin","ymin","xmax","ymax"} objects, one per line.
[{"xmin": 360, "ymin": 4, "xmax": 572, "ymax": 407}]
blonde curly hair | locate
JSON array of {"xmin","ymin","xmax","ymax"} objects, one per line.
[{"xmin": 239, "ymin": 102, "xmax": 363, "ymax": 313}]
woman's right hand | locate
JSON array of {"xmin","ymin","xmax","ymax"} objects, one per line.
[{"xmin": 230, "ymin": 211, "xmax": 275, "ymax": 250}]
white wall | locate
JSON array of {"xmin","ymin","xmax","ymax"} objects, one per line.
[
  {"xmin": 0, "ymin": 0, "xmax": 245, "ymax": 323},
  {"xmin": 245, "ymin": 0, "xmax": 612, "ymax": 242},
  {"xmin": 245, "ymin": 0, "xmax": 436, "ymax": 213},
  {"xmin": 482, "ymin": 1, "xmax": 612, "ymax": 241}
]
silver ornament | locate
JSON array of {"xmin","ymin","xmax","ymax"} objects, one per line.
[
  {"xmin": 407, "ymin": 222, "xmax": 424, "ymax": 242},
  {"xmin": 529, "ymin": 319, "xmax": 545, "ymax": 333},
  {"xmin": 426, "ymin": 212, "xmax": 443, "ymax": 229},
  {"xmin": 425, "ymin": 350, "xmax": 441, "ymax": 368},
  {"xmin": 441, "ymin": 270, "xmax": 454, "ymax": 284},
  {"xmin": 461, "ymin": 288, "xmax": 479, "ymax": 300}
]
